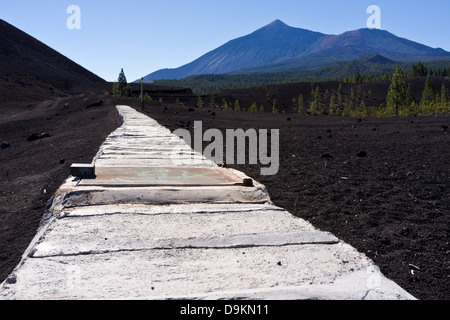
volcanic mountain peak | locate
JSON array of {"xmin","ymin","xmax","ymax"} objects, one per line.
[
  {"xmin": 262, "ymin": 19, "xmax": 289, "ymax": 29},
  {"xmin": 142, "ymin": 20, "xmax": 450, "ymax": 81}
]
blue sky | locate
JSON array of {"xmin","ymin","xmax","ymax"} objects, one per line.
[{"xmin": 1, "ymin": 0, "xmax": 449, "ymax": 82}]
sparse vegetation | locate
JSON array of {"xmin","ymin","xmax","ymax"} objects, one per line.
[
  {"xmin": 249, "ymin": 102, "xmax": 258, "ymax": 112},
  {"xmin": 143, "ymin": 92, "xmax": 152, "ymax": 101},
  {"xmin": 221, "ymin": 97, "xmax": 228, "ymax": 110},
  {"xmin": 197, "ymin": 96, "xmax": 204, "ymax": 108},
  {"xmin": 145, "ymin": 64, "xmax": 448, "ymax": 120},
  {"xmin": 234, "ymin": 99, "xmax": 241, "ymax": 111},
  {"xmin": 272, "ymin": 98, "xmax": 279, "ymax": 114}
]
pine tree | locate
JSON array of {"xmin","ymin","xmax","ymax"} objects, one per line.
[
  {"xmin": 350, "ymin": 87, "xmax": 355, "ymax": 102},
  {"xmin": 221, "ymin": 98, "xmax": 228, "ymax": 110},
  {"xmin": 313, "ymin": 86, "xmax": 323, "ymax": 114},
  {"xmin": 342, "ymin": 98, "xmax": 351, "ymax": 117},
  {"xmin": 337, "ymin": 91, "xmax": 343, "ymax": 107},
  {"xmin": 386, "ymin": 66, "xmax": 407, "ymax": 115},
  {"xmin": 421, "ymin": 75, "xmax": 435, "ymax": 106},
  {"xmin": 353, "ymin": 71, "xmax": 364, "ymax": 84},
  {"xmin": 409, "ymin": 62, "xmax": 428, "ymax": 77},
  {"xmin": 234, "ymin": 99, "xmax": 241, "ymax": 112},
  {"xmin": 249, "ymin": 103, "xmax": 258, "ymax": 112},
  {"xmin": 356, "ymin": 85, "xmax": 362, "ymax": 103},
  {"xmin": 405, "ymin": 83, "xmax": 415, "ymax": 106},
  {"xmin": 272, "ymin": 98, "xmax": 279, "ymax": 114},
  {"xmin": 348, "ymin": 87, "xmax": 356, "ymax": 111},
  {"xmin": 329, "ymin": 94, "xmax": 336, "ymax": 115},
  {"xmin": 310, "ymin": 100, "xmax": 317, "ymax": 115},
  {"xmin": 259, "ymin": 104, "xmax": 265, "ymax": 113},
  {"xmin": 197, "ymin": 96, "xmax": 204, "ymax": 108},
  {"xmin": 360, "ymin": 99, "xmax": 368, "ymax": 117},
  {"xmin": 113, "ymin": 68, "xmax": 132, "ymax": 97}
]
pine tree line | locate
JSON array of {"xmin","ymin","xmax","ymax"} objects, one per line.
[
  {"xmin": 186, "ymin": 69, "xmax": 449, "ymax": 118},
  {"xmin": 153, "ymin": 61, "xmax": 450, "ymax": 96},
  {"xmin": 113, "ymin": 66, "xmax": 448, "ymax": 118},
  {"xmin": 382, "ymin": 66, "xmax": 450, "ymax": 117}
]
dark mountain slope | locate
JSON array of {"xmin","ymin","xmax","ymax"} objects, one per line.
[{"xmin": 0, "ymin": 19, "xmax": 106, "ymax": 102}]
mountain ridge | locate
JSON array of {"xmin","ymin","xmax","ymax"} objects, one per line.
[{"xmin": 142, "ymin": 20, "xmax": 450, "ymax": 81}]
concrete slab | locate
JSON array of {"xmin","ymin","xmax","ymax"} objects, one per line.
[
  {"xmin": 65, "ymin": 185, "xmax": 269, "ymax": 207},
  {"xmin": 30, "ymin": 204, "xmax": 337, "ymax": 257},
  {"xmin": 79, "ymin": 167, "xmax": 247, "ymax": 187},
  {"xmin": 0, "ymin": 244, "xmax": 411, "ymax": 300},
  {"xmin": 0, "ymin": 105, "xmax": 416, "ymax": 301}
]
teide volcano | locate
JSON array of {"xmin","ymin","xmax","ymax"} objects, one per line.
[{"xmin": 142, "ymin": 20, "xmax": 450, "ymax": 81}]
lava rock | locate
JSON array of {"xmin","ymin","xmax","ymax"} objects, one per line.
[
  {"xmin": 27, "ymin": 132, "xmax": 51, "ymax": 142},
  {"xmin": 357, "ymin": 151, "xmax": 368, "ymax": 158},
  {"xmin": 86, "ymin": 100, "xmax": 103, "ymax": 108},
  {"xmin": 321, "ymin": 153, "xmax": 334, "ymax": 159},
  {"xmin": 379, "ymin": 235, "xmax": 391, "ymax": 246}
]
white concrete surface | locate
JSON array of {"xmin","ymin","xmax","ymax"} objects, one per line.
[{"xmin": 0, "ymin": 105, "xmax": 416, "ymax": 300}]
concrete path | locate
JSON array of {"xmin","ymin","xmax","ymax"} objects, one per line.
[{"xmin": 0, "ymin": 105, "xmax": 416, "ymax": 300}]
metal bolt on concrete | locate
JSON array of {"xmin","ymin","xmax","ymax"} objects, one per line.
[{"xmin": 0, "ymin": 105, "xmax": 416, "ymax": 300}]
